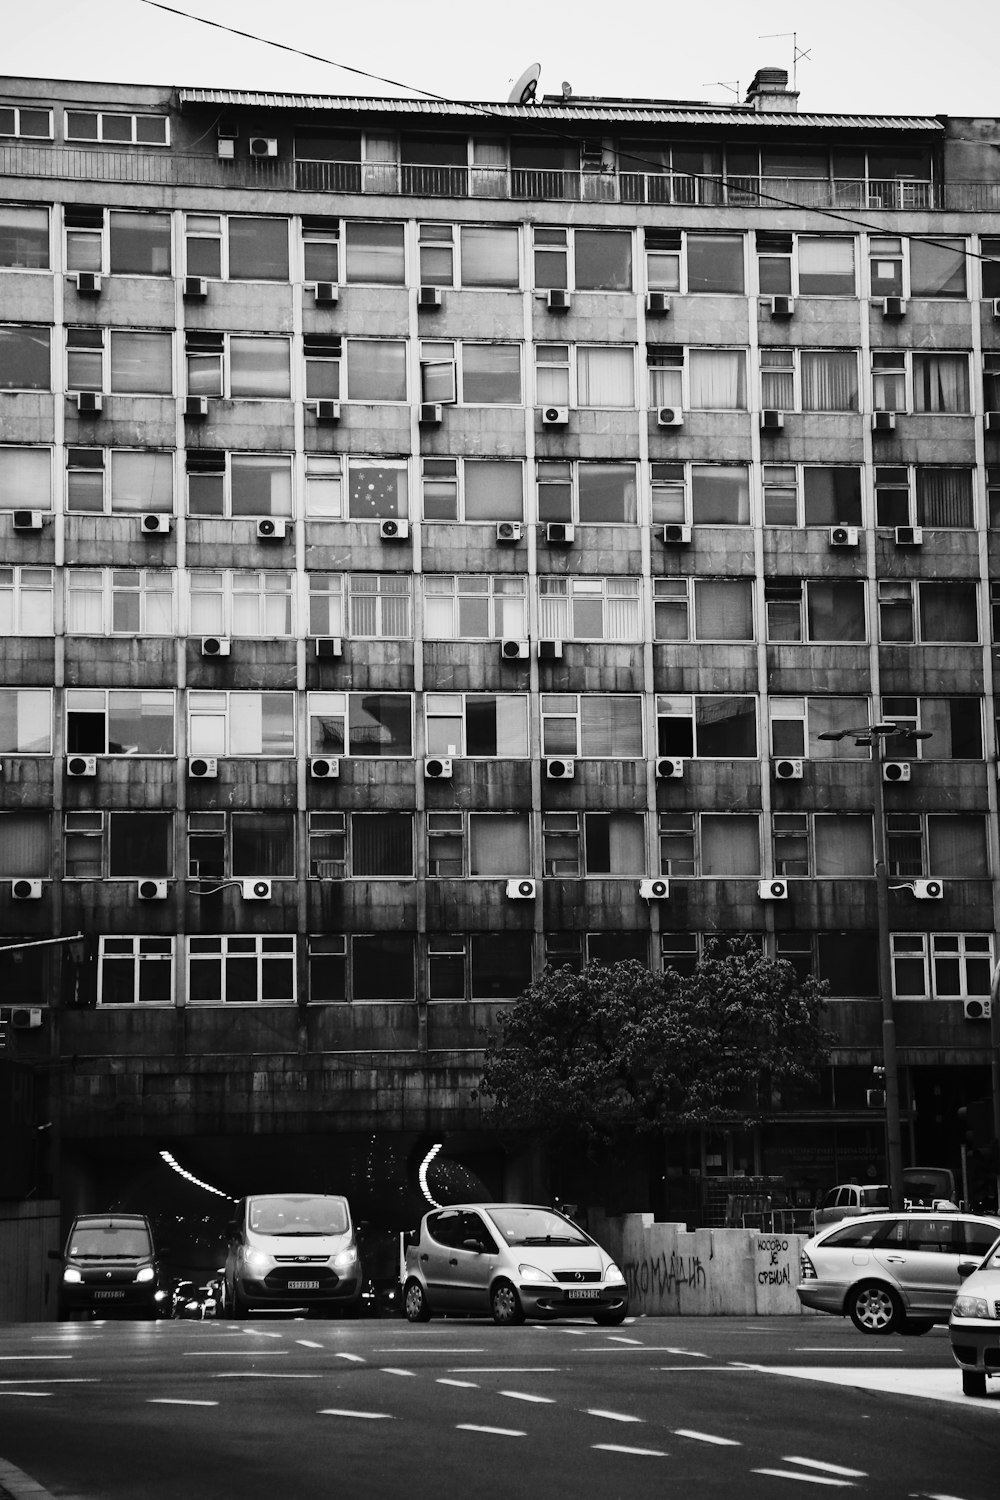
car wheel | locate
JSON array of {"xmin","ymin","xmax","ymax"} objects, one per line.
[
  {"xmin": 847, "ymin": 1281, "xmax": 904, "ymax": 1334},
  {"xmin": 229, "ymin": 1283, "xmax": 249, "ymax": 1319},
  {"xmin": 403, "ymin": 1279, "xmax": 431, "ymax": 1323},
  {"xmin": 593, "ymin": 1306, "xmax": 628, "ymax": 1327},
  {"xmin": 490, "ymin": 1278, "xmax": 524, "ymax": 1327},
  {"xmin": 962, "ymin": 1369, "xmax": 987, "ymax": 1398},
  {"xmin": 900, "ymin": 1318, "xmax": 934, "ymax": 1336}
]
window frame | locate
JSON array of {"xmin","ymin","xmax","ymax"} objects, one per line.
[
  {"xmin": 185, "ymin": 450, "xmax": 293, "ymax": 520},
  {"xmin": 0, "ymin": 565, "xmax": 54, "ymax": 635},
  {"xmin": 97, "ymin": 936, "xmax": 175, "ymax": 1007},
  {"xmin": 306, "ymin": 692, "xmax": 414, "ymax": 760},
  {"xmin": 66, "ymin": 687, "xmax": 175, "ymax": 757},
  {"xmin": 183, "ymin": 213, "xmax": 290, "ymax": 282},
  {"xmin": 540, "ymin": 694, "xmax": 644, "ymax": 759},
  {"xmin": 187, "ymin": 690, "xmax": 295, "ymax": 758},
  {"xmin": 64, "ymin": 110, "xmax": 169, "ymax": 146},
  {"xmin": 186, "ymin": 934, "xmax": 297, "ymax": 1006},
  {"xmin": 424, "ymin": 693, "xmax": 530, "ymax": 759},
  {"xmin": 64, "ymin": 810, "xmax": 174, "ymax": 879},
  {"xmin": 66, "ymin": 567, "xmax": 175, "ymax": 636},
  {"xmin": 185, "ymin": 331, "xmax": 292, "ymax": 401},
  {"xmin": 187, "ymin": 569, "xmax": 294, "ymax": 638}
]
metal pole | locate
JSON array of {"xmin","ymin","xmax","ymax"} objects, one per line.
[{"xmin": 871, "ymin": 734, "xmax": 905, "ymax": 1211}]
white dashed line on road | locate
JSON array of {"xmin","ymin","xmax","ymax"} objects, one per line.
[
  {"xmin": 0, "ymin": 1391, "xmax": 51, "ymax": 1397},
  {"xmin": 296, "ymin": 1340, "xmax": 324, "ymax": 1349},
  {"xmin": 147, "ymin": 1399, "xmax": 219, "ymax": 1407},
  {"xmin": 456, "ymin": 1424, "xmax": 525, "ymax": 1437},
  {"xmin": 583, "ymin": 1408, "xmax": 644, "ymax": 1423},
  {"xmin": 498, "ymin": 1390, "xmax": 556, "ymax": 1404},
  {"xmin": 592, "ymin": 1444, "xmax": 665, "ymax": 1457},
  {"xmin": 672, "ymin": 1428, "xmax": 741, "ymax": 1446},
  {"xmin": 607, "ymin": 1336, "xmax": 644, "ymax": 1345},
  {"xmin": 335, "ymin": 1352, "xmax": 366, "ymax": 1363},
  {"xmin": 0, "ymin": 1356, "xmax": 73, "ymax": 1362},
  {"xmin": 381, "ymin": 1368, "xmax": 416, "ymax": 1378},
  {"xmin": 183, "ymin": 1350, "xmax": 288, "ymax": 1356},
  {"xmin": 750, "ymin": 1471, "xmax": 854, "ymax": 1488},
  {"xmin": 436, "ymin": 1378, "xmax": 479, "ymax": 1389},
  {"xmin": 318, "ymin": 1408, "xmax": 394, "ymax": 1420},
  {"xmin": 784, "ymin": 1458, "xmax": 867, "ymax": 1478}
]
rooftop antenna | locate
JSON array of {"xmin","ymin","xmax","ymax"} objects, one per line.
[
  {"xmin": 507, "ymin": 63, "xmax": 541, "ymax": 106},
  {"xmin": 759, "ymin": 31, "xmax": 811, "ymax": 92},
  {"xmin": 702, "ymin": 80, "xmax": 741, "ymax": 102}
]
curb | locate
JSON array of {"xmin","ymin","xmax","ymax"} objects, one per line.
[{"xmin": 0, "ymin": 1459, "xmax": 59, "ymax": 1500}]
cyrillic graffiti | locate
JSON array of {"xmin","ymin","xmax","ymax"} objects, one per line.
[{"xmin": 625, "ymin": 1251, "xmax": 707, "ymax": 1300}]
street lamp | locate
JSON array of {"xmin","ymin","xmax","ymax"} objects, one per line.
[{"xmin": 818, "ymin": 720, "xmax": 932, "ymax": 1211}]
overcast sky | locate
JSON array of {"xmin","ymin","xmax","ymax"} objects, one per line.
[{"xmin": 3, "ymin": 0, "xmax": 993, "ymax": 118}]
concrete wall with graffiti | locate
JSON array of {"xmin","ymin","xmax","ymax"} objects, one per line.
[{"xmin": 589, "ymin": 1212, "xmax": 808, "ymax": 1317}]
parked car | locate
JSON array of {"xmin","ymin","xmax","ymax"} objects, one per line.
[
  {"xmin": 814, "ymin": 1183, "xmax": 890, "ymax": 1228},
  {"xmin": 221, "ymin": 1193, "xmax": 362, "ymax": 1317},
  {"xmin": 798, "ymin": 1211, "xmax": 1000, "ymax": 1334},
  {"xmin": 52, "ymin": 1213, "xmax": 168, "ymax": 1320},
  {"xmin": 403, "ymin": 1203, "xmax": 628, "ymax": 1326},
  {"xmin": 949, "ymin": 1230, "xmax": 1000, "ymax": 1397}
]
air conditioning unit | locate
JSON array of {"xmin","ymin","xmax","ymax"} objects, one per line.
[
  {"xmin": 12, "ymin": 510, "xmax": 43, "ymax": 531},
  {"xmin": 313, "ymin": 282, "xmax": 339, "ymax": 304},
  {"xmin": 773, "ymin": 759, "xmax": 803, "ymax": 780},
  {"xmin": 256, "ymin": 518, "xmax": 287, "ymax": 540},
  {"xmin": 657, "ymin": 406, "xmax": 683, "ymax": 428},
  {"xmin": 770, "ymin": 295, "xmax": 795, "ymax": 317},
  {"xmin": 217, "ymin": 139, "xmax": 235, "ymax": 161},
  {"xmin": 417, "ymin": 286, "xmax": 442, "ymax": 308},
  {"xmin": 758, "ymin": 879, "xmax": 788, "ymax": 900},
  {"xmin": 66, "ymin": 755, "xmax": 97, "ymax": 777},
  {"xmin": 418, "ymin": 402, "xmax": 443, "ymax": 424},
  {"xmin": 11, "ymin": 1008, "xmax": 43, "ymax": 1030},
  {"xmin": 895, "ymin": 525, "xmax": 923, "ymax": 546},
  {"xmin": 538, "ymin": 639, "xmax": 563, "ymax": 660},
  {"xmin": 183, "ymin": 276, "xmax": 208, "ymax": 300},
  {"xmin": 310, "ymin": 757, "xmax": 340, "ymax": 779},
  {"xmin": 882, "ymin": 296, "xmax": 907, "ymax": 318},
  {"xmin": 506, "ymin": 878, "xmax": 537, "ymax": 899},
  {"xmin": 545, "ymin": 758, "xmax": 575, "ymax": 780},
  {"xmin": 11, "ymin": 879, "xmax": 42, "ymax": 900},
  {"xmin": 547, "ymin": 288, "xmax": 571, "ymax": 311},
  {"xmin": 75, "ymin": 391, "xmax": 103, "ymax": 415},
  {"xmin": 75, "ymin": 271, "xmax": 102, "ymax": 295},
  {"xmin": 249, "ymin": 137, "xmax": 278, "ymax": 158},
  {"xmin": 379, "ymin": 518, "xmax": 409, "ymax": 540},
  {"xmin": 200, "ymin": 636, "xmax": 231, "ymax": 657},
  {"xmin": 882, "ymin": 761, "xmax": 911, "ymax": 783},
  {"xmin": 137, "ymin": 879, "xmax": 167, "ymax": 901},
  {"xmin": 646, "ymin": 291, "xmax": 670, "ymax": 314},
  {"xmin": 661, "ymin": 523, "xmax": 691, "ymax": 544},
  {"xmin": 241, "ymin": 879, "xmax": 272, "ymax": 900},
  {"xmin": 992, "ymin": 300, "xmax": 1000, "ymax": 320},
  {"xmin": 184, "ymin": 396, "xmax": 208, "ymax": 419},
  {"xmin": 655, "ymin": 757, "xmax": 684, "ymax": 779},
  {"xmin": 912, "ymin": 879, "xmax": 944, "ymax": 900},
  {"xmin": 313, "ymin": 637, "xmax": 343, "ymax": 658},
  {"xmin": 761, "ymin": 409, "xmax": 784, "ymax": 430},
  {"xmin": 188, "ymin": 757, "xmax": 218, "ymax": 779},
  {"xmin": 639, "ymin": 878, "xmax": 670, "ymax": 901},
  {"xmin": 313, "ymin": 400, "xmax": 341, "ymax": 422},
  {"xmin": 501, "ymin": 639, "xmax": 529, "ymax": 660},
  {"xmin": 541, "ymin": 406, "xmax": 569, "ymax": 426},
  {"xmin": 829, "ymin": 526, "xmax": 859, "ymax": 547},
  {"xmin": 985, "ymin": 412, "xmax": 1000, "ymax": 433},
  {"xmin": 873, "ymin": 410, "xmax": 897, "ymax": 432},
  {"xmin": 545, "ymin": 522, "xmax": 574, "ymax": 544},
  {"xmin": 496, "ymin": 521, "xmax": 522, "ymax": 543},
  {"xmin": 141, "ymin": 513, "xmax": 171, "ymax": 534},
  {"xmin": 424, "ymin": 757, "xmax": 453, "ymax": 779},
  {"xmin": 963, "ymin": 998, "xmax": 992, "ymax": 1021}
]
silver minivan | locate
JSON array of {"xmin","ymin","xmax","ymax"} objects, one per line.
[{"xmin": 222, "ymin": 1193, "xmax": 362, "ymax": 1317}]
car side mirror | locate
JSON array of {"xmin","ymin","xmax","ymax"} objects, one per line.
[{"xmin": 957, "ymin": 1260, "xmax": 980, "ymax": 1280}]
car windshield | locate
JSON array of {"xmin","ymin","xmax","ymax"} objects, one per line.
[
  {"xmin": 859, "ymin": 1187, "xmax": 890, "ymax": 1208},
  {"xmin": 248, "ymin": 1195, "xmax": 348, "ymax": 1235},
  {"xmin": 69, "ymin": 1224, "xmax": 151, "ymax": 1257},
  {"xmin": 488, "ymin": 1207, "xmax": 589, "ymax": 1247}
]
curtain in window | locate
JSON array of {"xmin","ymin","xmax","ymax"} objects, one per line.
[
  {"xmin": 0, "ymin": 812, "xmax": 51, "ymax": 876},
  {"xmin": 469, "ymin": 814, "xmax": 530, "ymax": 876},
  {"xmin": 580, "ymin": 696, "xmax": 642, "ymax": 756},
  {"xmin": 0, "ymin": 446, "xmax": 50, "ymax": 508},
  {"xmin": 928, "ymin": 816, "xmax": 989, "ymax": 878},
  {"xmin": 604, "ymin": 583, "xmax": 641, "ymax": 640},
  {"xmin": 232, "ymin": 812, "xmax": 295, "ymax": 876},
  {"xmin": 689, "ymin": 350, "xmax": 746, "ymax": 409},
  {"xmin": 814, "ymin": 816, "xmax": 873, "ymax": 876},
  {"xmin": 701, "ymin": 814, "xmax": 759, "ymax": 875},
  {"xmin": 694, "ymin": 580, "xmax": 753, "ymax": 640},
  {"xmin": 916, "ymin": 468, "xmax": 973, "ymax": 527},
  {"xmin": 576, "ymin": 347, "xmax": 634, "ymax": 407},
  {"xmin": 602, "ymin": 813, "xmax": 646, "ymax": 874},
  {"xmin": 538, "ymin": 580, "xmax": 569, "ymax": 639},
  {"xmin": 801, "ymin": 350, "xmax": 858, "ymax": 411},
  {"xmin": 648, "ymin": 363, "xmax": 683, "ymax": 406},
  {"xmin": 461, "ymin": 227, "xmax": 519, "ymax": 286},
  {"xmin": 353, "ymin": 813, "xmax": 412, "ymax": 876},
  {"xmin": 914, "ymin": 354, "xmax": 969, "ymax": 413},
  {"xmin": 346, "ymin": 341, "xmax": 406, "ymax": 402},
  {"xmin": 230, "ymin": 337, "xmax": 291, "ymax": 399},
  {"xmin": 494, "ymin": 696, "xmax": 529, "ymax": 756},
  {"xmin": 798, "ymin": 237, "xmax": 855, "ymax": 295}
]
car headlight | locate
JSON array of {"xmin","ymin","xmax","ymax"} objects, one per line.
[
  {"xmin": 136, "ymin": 1266, "xmax": 156, "ymax": 1283},
  {"xmin": 333, "ymin": 1249, "xmax": 358, "ymax": 1272},
  {"xmin": 953, "ymin": 1294, "xmax": 991, "ymax": 1319},
  {"xmin": 604, "ymin": 1262, "xmax": 624, "ymax": 1283},
  {"xmin": 244, "ymin": 1248, "xmax": 271, "ymax": 1274},
  {"xmin": 517, "ymin": 1263, "xmax": 557, "ymax": 1283},
  {"xmin": 62, "ymin": 1267, "xmax": 83, "ymax": 1284}
]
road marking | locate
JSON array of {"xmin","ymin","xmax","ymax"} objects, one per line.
[
  {"xmin": 795, "ymin": 1347, "xmax": 902, "ymax": 1354},
  {"xmin": 296, "ymin": 1340, "xmax": 324, "ymax": 1349},
  {"xmin": 183, "ymin": 1350, "xmax": 288, "ymax": 1356},
  {"xmin": 437, "ymin": 1379, "xmax": 479, "ymax": 1389},
  {"xmin": 0, "ymin": 1379, "xmax": 98, "ymax": 1385},
  {"xmin": 452, "ymin": 1367, "xmax": 560, "ymax": 1373},
  {"xmin": 381, "ymin": 1368, "xmax": 416, "ymax": 1378},
  {"xmin": 607, "ymin": 1336, "xmax": 644, "ymax": 1345},
  {"xmin": 214, "ymin": 1373, "xmax": 315, "ymax": 1379},
  {"xmin": 147, "ymin": 1399, "xmax": 219, "ymax": 1407},
  {"xmin": 0, "ymin": 1356, "xmax": 73, "ymax": 1362},
  {"xmin": 785, "ymin": 1458, "xmax": 867, "ymax": 1478},
  {"xmin": 750, "ymin": 1471, "xmax": 853, "ymax": 1488},
  {"xmin": 592, "ymin": 1444, "xmax": 665, "ymax": 1457},
  {"xmin": 336, "ymin": 1352, "xmax": 366, "ymax": 1364},
  {"xmin": 657, "ymin": 1365, "xmax": 750, "ymax": 1373},
  {"xmin": 374, "ymin": 1348, "xmax": 484, "ymax": 1354},
  {"xmin": 456, "ymin": 1425, "xmax": 525, "ymax": 1437},
  {"xmin": 584, "ymin": 1408, "xmax": 643, "ymax": 1422},
  {"xmin": 663, "ymin": 1347, "xmax": 711, "ymax": 1358},
  {"xmin": 0, "ymin": 1391, "xmax": 51, "ymax": 1398},
  {"xmin": 672, "ymin": 1428, "xmax": 741, "ymax": 1445},
  {"xmin": 754, "ymin": 1365, "xmax": 999, "ymax": 1407},
  {"xmin": 319, "ymin": 1408, "xmax": 393, "ymax": 1420},
  {"xmin": 499, "ymin": 1390, "xmax": 556, "ymax": 1404},
  {"xmin": 238, "ymin": 1328, "xmax": 284, "ymax": 1338}
]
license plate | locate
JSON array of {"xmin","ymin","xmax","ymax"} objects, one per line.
[
  {"xmin": 565, "ymin": 1288, "xmax": 600, "ymax": 1300},
  {"xmin": 94, "ymin": 1290, "xmax": 126, "ymax": 1299},
  {"xmin": 287, "ymin": 1280, "xmax": 320, "ymax": 1291}
]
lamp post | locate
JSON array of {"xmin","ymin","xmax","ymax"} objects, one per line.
[{"xmin": 818, "ymin": 721, "xmax": 932, "ymax": 1212}]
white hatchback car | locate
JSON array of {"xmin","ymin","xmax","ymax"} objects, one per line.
[{"xmin": 949, "ymin": 1231, "xmax": 1000, "ymax": 1396}]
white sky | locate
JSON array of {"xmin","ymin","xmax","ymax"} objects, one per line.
[{"xmin": 2, "ymin": 0, "xmax": 995, "ymax": 117}]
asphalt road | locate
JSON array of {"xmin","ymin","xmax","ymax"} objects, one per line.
[{"xmin": 0, "ymin": 1314, "xmax": 996, "ymax": 1500}]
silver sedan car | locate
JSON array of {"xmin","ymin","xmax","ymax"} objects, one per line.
[
  {"xmin": 403, "ymin": 1203, "xmax": 628, "ymax": 1326},
  {"xmin": 949, "ymin": 1231, "xmax": 1000, "ymax": 1397}
]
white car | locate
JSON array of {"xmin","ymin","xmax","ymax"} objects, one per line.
[{"xmin": 949, "ymin": 1231, "xmax": 1000, "ymax": 1396}]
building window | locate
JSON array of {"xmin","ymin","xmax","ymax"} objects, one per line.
[
  {"xmin": 653, "ymin": 578, "xmax": 753, "ymax": 641},
  {"xmin": 309, "ymin": 811, "xmax": 413, "ymax": 878},
  {"xmin": 308, "ymin": 936, "xmax": 346, "ymax": 1002},
  {"xmin": 186, "ymin": 812, "xmax": 295, "ymax": 880},
  {"xmin": 0, "ymin": 205, "xmax": 49, "ymax": 269},
  {"xmin": 533, "ymin": 227, "xmax": 633, "ymax": 291},
  {"xmin": 644, "ymin": 230, "xmax": 745, "ymax": 293},
  {"xmin": 188, "ymin": 570, "xmax": 292, "ymax": 637},
  {"xmin": 0, "ymin": 812, "xmax": 51, "ymax": 877},
  {"xmin": 0, "ymin": 324, "xmax": 50, "ymax": 389},
  {"xmin": 426, "ymin": 934, "xmax": 467, "ymax": 999},
  {"xmin": 304, "ymin": 455, "xmax": 342, "ymax": 518},
  {"xmin": 536, "ymin": 461, "xmax": 637, "ymax": 523},
  {"xmin": 66, "ymin": 688, "xmax": 174, "ymax": 755},
  {"xmin": 761, "ymin": 465, "xmax": 863, "ymax": 527},
  {"xmin": 307, "ymin": 692, "xmax": 413, "ymax": 758},
  {"xmin": 984, "ymin": 354, "xmax": 1000, "ymax": 414},
  {"xmin": 656, "ymin": 695, "xmax": 757, "ymax": 758},
  {"xmin": 421, "ymin": 341, "xmax": 522, "ymax": 405},
  {"xmin": 538, "ymin": 577, "xmax": 641, "ymax": 641},
  {"xmin": 759, "ymin": 347, "xmax": 859, "ymax": 411},
  {"xmin": 426, "ymin": 812, "xmax": 530, "ymax": 876},
  {"xmin": 646, "ymin": 344, "xmax": 747, "ymax": 410},
  {"xmin": 886, "ymin": 814, "xmax": 989, "ymax": 880},
  {"xmin": 66, "ymin": 448, "xmax": 172, "ymax": 515},
  {"xmin": 650, "ymin": 463, "xmax": 750, "ymax": 525},
  {"xmin": 188, "ymin": 936, "xmax": 296, "ymax": 1006},
  {"xmin": 98, "ymin": 938, "xmax": 174, "ymax": 1006},
  {"xmin": 344, "ymin": 575, "xmax": 412, "ymax": 638},
  {"xmin": 542, "ymin": 811, "xmax": 646, "ymax": 876},
  {"xmin": 420, "ymin": 224, "xmax": 520, "ymax": 288},
  {"xmin": 344, "ymin": 221, "xmax": 405, "ymax": 284},
  {"xmin": 891, "ymin": 934, "xmax": 992, "ymax": 999},
  {"xmin": 305, "ymin": 337, "xmax": 408, "ymax": 403},
  {"xmin": 307, "ymin": 934, "xmax": 417, "ymax": 1003},
  {"xmin": 0, "ymin": 446, "xmax": 51, "ymax": 512},
  {"xmin": 420, "ymin": 458, "xmax": 524, "ymax": 522},
  {"xmin": 105, "ymin": 211, "xmax": 171, "ymax": 276},
  {"xmin": 301, "ymin": 215, "xmax": 340, "ymax": 282},
  {"xmin": 541, "ymin": 695, "xmax": 643, "ymax": 758},
  {"xmin": 65, "ymin": 110, "xmax": 169, "ymax": 145},
  {"xmin": 423, "ymin": 575, "xmax": 526, "ymax": 639},
  {"xmin": 188, "ymin": 692, "xmax": 294, "ymax": 757},
  {"xmin": 66, "ymin": 326, "xmax": 172, "ymax": 395},
  {"xmin": 772, "ymin": 813, "xmax": 874, "ymax": 877},
  {"xmin": 0, "ymin": 566, "xmax": 53, "ymax": 634},
  {"xmin": 880, "ymin": 696, "xmax": 983, "ymax": 760},
  {"xmin": 659, "ymin": 932, "xmax": 699, "ymax": 976},
  {"xmin": 0, "ymin": 106, "xmax": 52, "ymax": 139},
  {"xmin": 184, "ymin": 214, "xmax": 288, "ymax": 280},
  {"xmin": 425, "ymin": 694, "xmax": 529, "ymax": 758},
  {"xmin": 186, "ymin": 451, "xmax": 292, "ymax": 518},
  {"xmin": 772, "ymin": 932, "xmax": 878, "ymax": 996},
  {"xmin": 768, "ymin": 697, "xmax": 871, "ymax": 759},
  {"xmin": 308, "ymin": 575, "xmax": 343, "ymax": 636},
  {"xmin": 347, "ymin": 459, "xmax": 409, "ymax": 521},
  {"xmin": 912, "ymin": 352, "xmax": 970, "ymax": 413},
  {"xmin": 657, "ymin": 813, "xmax": 760, "ymax": 876},
  {"xmin": 0, "ymin": 688, "xmax": 51, "ymax": 754},
  {"xmin": 535, "ymin": 343, "xmax": 635, "ymax": 407},
  {"xmin": 869, "ymin": 236, "xmax": 967, "ymax": 299},
  {"xmin": 765, "ymin": 579, "xmax": 866, "ymax": 642},
  {"xmin": 877, "ymin": 580, "xmax": 978, "ymax": 644},
  {"xmin": 756, "ymin": 232, "xmax": 856, "ymax": 295},
  {"xmin": 186, "ymin": 332, "xmax": 291, "ymax": 400},
  {"xmin": 65, "ymin": 811, "xmax": 173, "ymax": 878},
  {"xmin": 67, "ymin": 569, "xmax": 174, "ymax": 635}
]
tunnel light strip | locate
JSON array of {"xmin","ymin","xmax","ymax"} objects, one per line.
[
  {"xmin": 418, "ymin": 1143, "xmax": 443, "ymax": 1208},
  {"xmin": 159, "ymin": 1150, "xmax": 233, "ymax": 1199}
]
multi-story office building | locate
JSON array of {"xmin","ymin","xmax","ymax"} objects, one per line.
[{"xmin": 1, "ymin": 66, "xmax": 998, "ymax": 1223}]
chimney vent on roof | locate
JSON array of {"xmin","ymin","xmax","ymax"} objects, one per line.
[{"xmin": 745, "ymin": 67, "xmax": 799, "ymax": 112}]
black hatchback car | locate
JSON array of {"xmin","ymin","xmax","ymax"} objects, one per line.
[{"xmin": 53, "ymin": 1213, "xmax": 167, "ymax": 1320}]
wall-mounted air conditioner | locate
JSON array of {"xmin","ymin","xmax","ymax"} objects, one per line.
[
  {"xmin": 75, "ymin": 271, "xmax": 102, "ymax": 296},
  {"xmin": 639, "ymin": 878, "xmax": 669, "ymax": 900},
  {"xmin": 12, "ymin": 511, "xmax": 43, "ymax": 531},
  {"xmin": 183, "ymin": 277, "xmax": 208, "ymax": 300},
  {"xmin": 501, "ymin": 639, "xmax": 529, "ymax": 660},
  {"xmin": 912, "ymin": 879, "xmax": 943, "ymax": 900},
  {"xmin": 985, "ymin": 412, "xmax": 1000, "ymax": 433},
  {"xmin": 545, "ymin": 522, "xmax": 574, "ymax": 544},
  {"xmin": 829, "ymin": 526, "xmax": 858, "ymax": 547},
  {"xmin": 872, "ymin": 410, "xmax": 897, "ymax": 432},
  {"xmin": 424, "ymin": 757, "xmax": 453, "ymax": 779},
  {"xmin": 200, "ymin": 636, "xmax": 231, "ymax": 657},
  {"xmin": 75, "ymin": 391, "xmax": 103, "ymax": 415},
  {"xmin": 313, "ymin": 282, "xmax": 339, "ymax": 304},
  {"xmin": 760, "ymin": 409, "xmax": 784, "ymax": 431},
  {"xmin": 310, "ymin": 758, "xmax": 340, "ymax": 779},
  {"xmin": 249, "ymin": 137, "xmax": 278, "ymax": 158},
  {"xmin": 992, "ymin": 299, "xmax": 1000, "ymax": 320},
  {"xmin": 242, "ymin": 879, "xmax": 272, "ymax": 900},
  {"xmin": 256, "ymin": 518, "xmax": 287, "ymax": 540},
  {"xmin": 314, "ymin": 637, "xmax": 343, "ymax": 658},
  {"xmin": 895, "ymin": 525, "xmax": 923, "ymax": 547},
  {"xmin": 496, "ymin": 521, "xmax": 522, "ymax": 543},
  {"xmin": 773, "ymin": 759, "xmax": 803, "ymax": 780},
  {"xmin": 758, "ymin": 879, "xmax": 788, "ymax": 900},
  {"xmin": 184, "ymin": 396, "xmax": 208, "ymax": 419},
  {"xmin": 541, "ymin": 406, "xmax": 569, "ymax": 426},
  {"xmin": 963, "ymin": 998, "xmax": 992, "ymax": 1020},
  {"xmin": 418, "ymin": 286, "xmax": 442, "ymax": 308},
  {"xmin": 547, "ymin": 288, "xmax": 571, "ymax": 311},
  {"xmin": 379, "ymin": 518, "xmax": 409, "ymax": 540},
  {"xmin": 655, "ymin": 757, "xmax": 684, "ymax": 779},
  {"xmin": 137, "ymin": 879, "xmax": 167, "ymax": 900},
  {"xmin": 646, "ymin": 292, "xmax": 670, "ymax": 314},
  {"xmin": 506, "ymin": 878, "xmax": 537, "ymax": 899},
  {"xmin": 11, "ymin": 1008, "xmax": 43, "ymax": 1029},
  {"xmin": 66, "ymin": 755, "xmax": 97, "ymax": 777},
  {"xmin": 882, "ymin": 296, "xmax": 907, "ymax": 318},
  {"xmin": 657, "ymin": 406, "xmax": 683, "ymax": 428},
  {"xmin": 545, "ymin": 758, "xmax": 575, "ymax": 780},
  {"xmin": 770, "ymin": 295, "xmax": 795, "ymax": 317},
  {"xmin": 538, "ymin": 639, "xmax": 563, "ymax": 659},
  {"xmin": 661, "ymin": 523, "xmax": 691, "ymax": 544},
  {"xmin": 313, "ymin": 400, "xmax": 340, "ymax": 422},
  {"xmin": 882, "ymin": 761, "xmax": 911, "ymax": 783},
  {"xmin": 11, "ymin": 879, "xmax": 42, "ymax": 900},
  {"xmin": 418, "ymin": 402, "xmax": 443, "ymax": 424},
  {"xmin": 141, "ymin": 513, "xmax": 172, "ymax": 534},
  {"xmin": 188, "ymin": 757, "xmax": 218, "ymax": 779}
]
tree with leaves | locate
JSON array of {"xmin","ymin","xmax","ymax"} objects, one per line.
[{"xmin": 478, "ymin": 940, "xmax": 830, "ymax": 1151}]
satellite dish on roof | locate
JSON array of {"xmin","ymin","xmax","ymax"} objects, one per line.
[{"xmin": 507, "ymin": 63, "xmax": 541, "ymax": 106}]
